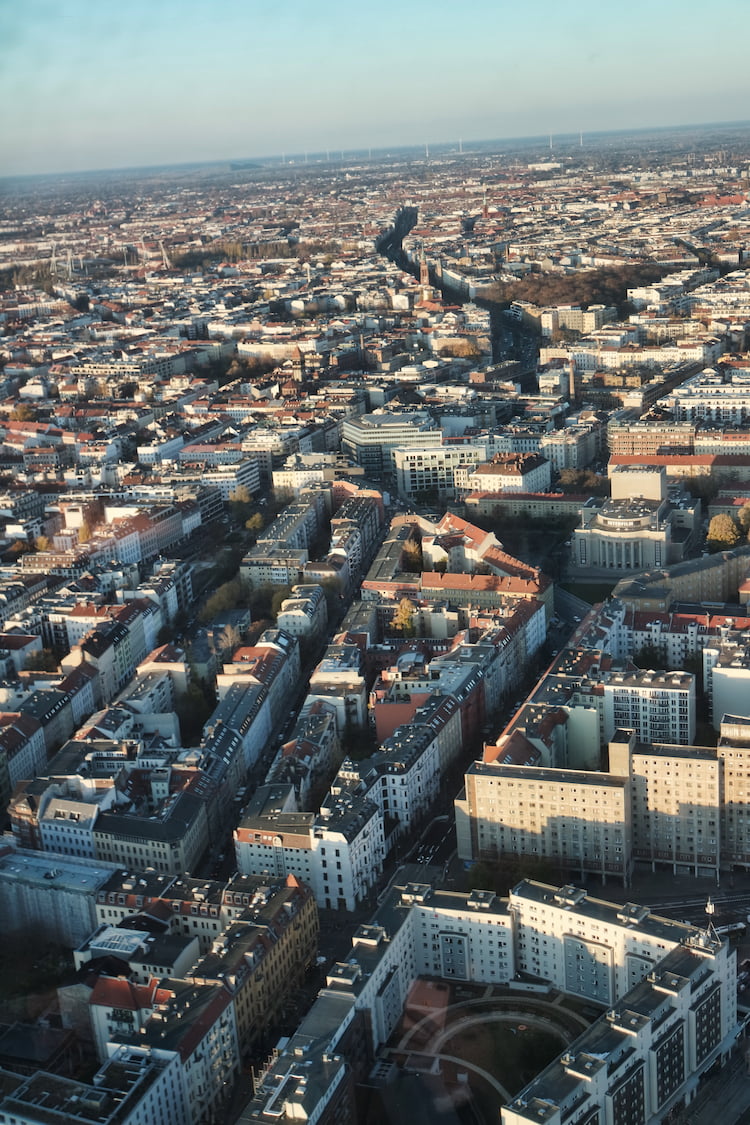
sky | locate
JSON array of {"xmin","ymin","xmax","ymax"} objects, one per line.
[{"xmin": 1, "ymin": 0, "xmax": 749, "ymax": 177}]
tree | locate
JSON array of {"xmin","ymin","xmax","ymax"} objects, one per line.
[
  {"xmin": 634, "ymin": 643, "xmax": 665, "ymax": 671},
  {"xmin": 738, "ymin": 503, "xmax": 750, "ymax": 537},
  {"xmin": 391, "ymin": 597, "xmax": 417, "ymax": 637},
  {"xmin": 401, "ymin": 538, "xmax": 423, "ymax": 573},
  {"xmin": 245, "ymin": 513, "xmax": 264, "ymax": 534},
  {"xmin": 11, "ymin": 403, "xmax": 37, "ymax": 422},
  {"xmin": 199, "ymin": 578, "xmax": 248, "ymax": 624},
  {"xmin": 271, "ymin": 586, "xmax": 292, "ymax": 618},
  {"xmin": 707, "ymin": 513, "xmax": 740, "ymax": 552},
  {"xmin": 682, "ymin": 475, "xmax": 719, "ymax": 505},
  {"xmin": 228, "ymin": 485, "xmax": 254, "ymax": 524},
  {"xmin": 77, "ymin": 521, "xmax": 92, "ymax": 543},
  {"xmin": 34, "ymin": 536, "xmax": 50, "ymax": 553},
  {"xmin": 23, "ymin": 648, "xmax": 58, "ymax": 672},
  {"xmin": 214, "ymin": 623, "xmax": 241, "ymax": 657}
]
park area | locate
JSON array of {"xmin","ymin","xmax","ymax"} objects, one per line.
[{"xmin": 375, "ymin": 979, "xmax": 599, "ymax": 1125}]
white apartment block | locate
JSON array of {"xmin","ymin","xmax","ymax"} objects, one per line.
[
  {"xmin": 659, "ymin": 365, "xmax": 750, "ymax": 424},
  {"xmin": 234, "ymin": 786, "xmax": 385, "ymax": 912},
  {"xmin": 392, "ymin": 444, "xmax": 485, "ymax": 500},
  {"xmin": 0, "ymin": 1046, "xmax": 189, "ymax": 1125},
  {"xmin": 276, "ymin": 584, "xmax": 328, "ymax": 639},
  {"xmin": 601, "ymin": 669, "xmax": 695, "ymax": 745},
  {"xmin": 468, "ymin": 453, "xmax": 552, "ymax": 495},
  {"xmin": 247, "ymin": 878, "xmax": 736, "ymax": 1125},
  {"xmin": 609, "ymin": 730, "xmax": 721, "ymax": 879},
  {"xmin": 459, "ymin": 717, "xmax": 750, "ymax": 881}
]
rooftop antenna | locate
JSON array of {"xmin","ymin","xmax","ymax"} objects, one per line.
[{"xmin": 705, "ymin": 895, "xmax": 718, "ymax": 938}]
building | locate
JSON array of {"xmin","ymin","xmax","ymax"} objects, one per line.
[
  {"xmin": 242, "ymin": 878, "xmax": 736, "ymax": 1124},
  {"xmin": 341, "ymin": 411, "xmax": 442, "ymax": 477},
  {"xmin": 466, "ymin": 452, "xmax": 552, "ymax": 495},
  {"xmin": 572, "ymin": 468, "xmax": 699, "ymax": 573}
]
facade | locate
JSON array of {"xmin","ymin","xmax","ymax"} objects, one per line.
[
  {"xmin": 0, "ymin": 1046, "xmax": 189, "ymax": 1125},
  {"xmin": 392, "ymin": 444, "xmax": 485, "ymax": 501},
  {"xmin": 276, "ymin": 584, "xmax": 328, "ymax": 640},
  {"xmin": 467, "ymin": 452, "xmax": 552, "ymax": 495},
  {"xmin": 340, "ymin": 411, "xmax": 442, "ymax": 476},
  {"xmin": 0, "ymin": 844, "xmax": 120, "ymax": 946},
  {"xmin": 458, "ymin": 718, "xmax": 750, "ymax": 881},
  {"xmin": 457, "ymin": 763, "xmax": 632, "ymax": 884},
  {"xmin": 234, "ymin": 784, "xmax": 386, "ymax": 912}
]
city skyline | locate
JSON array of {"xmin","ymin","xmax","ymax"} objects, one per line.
[{"xmin": 2, "ymin": 0, "xmax": 749, "ymax": 177}]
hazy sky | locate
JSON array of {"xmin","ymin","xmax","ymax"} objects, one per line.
[{"xmin": 1, "ymin": 0, "xmax": 748, "ymax": 176}]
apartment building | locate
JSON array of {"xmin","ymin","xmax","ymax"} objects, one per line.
[
  {"xmin": 503, "ymin": 935, "xmax": 732, "ymax": 1125},
  {"xmin": 0, "ymin": 844, "xmax": 120, "ymax": 946},
  {"xmin": 234, "ymin": 783, "xmax": 385, "ymax": 912},
  {"xmin": 244, "ymin": 878, "xmax": 736, "ymax": 1124},
  {"xmin": 459, "ymin": 718, "xmax": 750, "ymax": 881},
  {"xmin": 457, "ymin": 762, "xmax": 632, "ymax": 884},
  {"xmin": 0, "ymin": 1046, "xmax": 189, "ymax": 1125},
  {"xmin": 341, "ymin": 410, "xmax": 442, "ymax": 476},
  {"xmin": 392, "ymin": 443, "xmax": 485, "ymax": 501},
  {"xmin": 467, "ymin": 452, "xmax": 552, "ymax": 495}
]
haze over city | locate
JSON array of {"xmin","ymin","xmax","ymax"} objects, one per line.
[{"xmin": 2, "ymin": 0, "xmax": 749, "ymax": 176}]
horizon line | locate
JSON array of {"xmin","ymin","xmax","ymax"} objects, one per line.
[{"xmin": 2, "ymin": 118, "xmax": 750, "ymax": 185}]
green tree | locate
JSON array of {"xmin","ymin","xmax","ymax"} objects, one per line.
[
  {"xmin": 271, "ymin": 586, "xmax": 292, "ymax": 618},
  {"xmin": 199, "ymin": 578, "xmax": 248, "ymax": 624},
  {"xmin": 707, "ymin": 513, "xmax": 740, "ymax": 552},
  {"xmin": 23, "ymin": 648, "xmax": 59, "ymax": 672}
]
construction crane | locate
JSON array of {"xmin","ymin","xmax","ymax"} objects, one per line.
[{"xmin": 159, "ymin": 240, "xmax": 171, "ymax": 270}]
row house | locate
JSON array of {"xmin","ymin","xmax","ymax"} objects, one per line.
[
  {"xmin": 234, "ymin": 784, "xmax": 385, "ymax": 913},
  {"xmin": 190, "ymin": 874, "xmax": 317, "ymax": 1054}
]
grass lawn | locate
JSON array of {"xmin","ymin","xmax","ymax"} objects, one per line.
[
  {"xmin": 560, "ymin": 579, "xmax": 618, "ymax": 604},
  {"xmin": 442, "ymin": 1018, "xmax": 567, "ymax": 1097}
]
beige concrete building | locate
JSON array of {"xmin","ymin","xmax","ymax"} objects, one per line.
[
  {"xmin": 456, "ymin": 762, "xmax": 632, "ymax": 884},
  {"xmin": 458, "ymin": 718, "xmax": 750, "ymax": 882}
]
